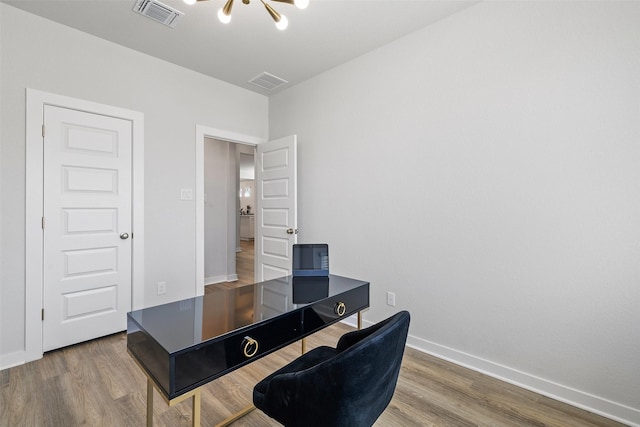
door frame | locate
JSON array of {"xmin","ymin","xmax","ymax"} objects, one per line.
[
  {"xmin": 25, "ymin": 89, "xmax": 144, "ymax": 362},
  {"xmin": 195, "ymin": 125, "xmax": 265, "ymax": 296}
]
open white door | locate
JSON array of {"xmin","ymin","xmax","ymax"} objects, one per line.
[{"xmin": 256, "ymin": 135, "xmax": 297, "ymax": 282}]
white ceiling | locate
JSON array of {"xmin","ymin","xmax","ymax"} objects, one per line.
[{"xmin": 3, "ymin": 0, "xmax": 478, "ymax": 95}]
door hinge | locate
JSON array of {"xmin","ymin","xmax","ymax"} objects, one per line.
[
  {"xmin": 42, "ymin": 217, "xmax": 45, "ymax": 229},
  {"xmin": 42, "ymin": 124, "xmax": 45, "ymax": 138},
  {"xmin": 41, "ymin": 308, "xmax": 45, "ymax": 321}
]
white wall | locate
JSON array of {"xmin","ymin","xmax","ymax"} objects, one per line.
[
  {"xmin": 0, "ymin": 4, "xmax": 267, "ymax": 361},
  {"xmin": 269, "ymin": 1, "xmax": 640, "ymax": 425}
]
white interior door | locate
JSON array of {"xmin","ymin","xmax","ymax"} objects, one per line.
[
  {"xmin": 43, "ymin": 105, "xmax": 132, "ymax": 351},
  {"xmin": 256, "ymin": 135, "xmax": 297, "ymax": 282}
]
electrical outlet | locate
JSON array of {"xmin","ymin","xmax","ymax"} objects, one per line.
[
  {"xmin": 157, "ymin": 281, "xmax": 167, "ymax": 295},
  {"xmin": 386, "ymin": 291, "xmax": 396, "ymax": 307}
]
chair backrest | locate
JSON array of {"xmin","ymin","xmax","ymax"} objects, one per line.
[{"xmin": 294, "ymin": 310, "xmax": 410, "ymax": 426}]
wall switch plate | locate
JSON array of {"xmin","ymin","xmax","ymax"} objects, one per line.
[
  {"xmin": 386, "ymin": 291, "xmax": 396, "ymax": 307},
  {"xmin": 180, "ymin": 188, "xmax": 193, "ymax": 200},
  {"xmin": 157, "ymin": 281, "xmax": 167, "ymax": 295}
]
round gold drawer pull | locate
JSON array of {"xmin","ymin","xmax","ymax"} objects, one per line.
[
  {"xmin": 242, "ymin": 336, "xmax": 259, "ymax": 358},
  {"xmin": 334, "ymin": 301, "xmax": 346, "ymax": 317}
]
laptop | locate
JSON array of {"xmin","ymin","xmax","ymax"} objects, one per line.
[{"xmin": 292, "ymin": 243, "xmax": 329, "ymax": 277}]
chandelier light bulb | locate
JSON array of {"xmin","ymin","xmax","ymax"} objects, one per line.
[
  {"xmin": 276, "ymin": 14, "xmax": 288, "ymax": 30},
  {"xmin": 218, "ymin": 8, "xmax": 232, "ymax": 23},
  {"xmin": 188, "ymin": 0, "xmax": 300, "ymax": 29}
]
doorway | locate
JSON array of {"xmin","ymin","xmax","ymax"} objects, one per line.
[
  {"xmin": 203, "ymin": 140, "xmax": 256, "ymax": 292},
  {"xmin": 195, "ymin": 125, "xmax": 264, "ymax": 296},
  {"xmin": 194, "ymin": 127, "xmax": 298, "ymax": 294}
]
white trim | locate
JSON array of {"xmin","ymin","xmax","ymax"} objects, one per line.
[
  {"xmin": 203, "ymin": 274, "xmax": 239, "ymax": 286},
  {"xmin": 0, "ymin": 351, "xmax": 27, "ymax": 371},
  {"xmin": 195, "ymin": 125, "xmax": 264, "ymax": 296},
  {"xmin": 347, "ymin": 316, "xmax": 640, "ymax": 426},
  {"xmin": 25, "ymin": 88, "xmax": 144, "ymax": 363},
  {"xmin": 405, "ymin": 335, "xmax": 640, "ymax": 427},
  {"xmin": 338, "ymin": 314, "xmax": 360, "ymax": 329}
]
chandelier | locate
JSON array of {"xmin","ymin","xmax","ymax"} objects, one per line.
[{"xmin": 182, "ymin": 0, "xmax": 309, "ymax": 30}]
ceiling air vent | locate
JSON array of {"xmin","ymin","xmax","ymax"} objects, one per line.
[
  {"xmin": 249, "ymin": 72, "xmax": 289, "ymax": 91},
  {"xmin": 133, "ymin": 0, "xmax": 184, "ymax": 28}
]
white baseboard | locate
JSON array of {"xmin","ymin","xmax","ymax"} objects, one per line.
[
  {"xmin": 340, "ymin": 314, "xmax": 359, "ymax": 328},
  {"xmin": 345, "ymin": 317, "xmax": 638, "ymax": 426},
  {"xmin": 0, "ymin": 350, "xmax": 27, "ymax": 370},
  {"xmin": 405, "ymin": 335, "xmax": 639, "ymax": 427},
  {"xmin": 204, "ymin": 274, "xmax": 239, "ymax": 285}
]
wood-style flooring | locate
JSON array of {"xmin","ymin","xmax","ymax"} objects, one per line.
[
  {"xmin": 0, "ymin": 326, "xmax": 626, "ymax": 427},
  {"xmin": 1, "ymin": 241, "xmax": 627, "ymax": 426}
]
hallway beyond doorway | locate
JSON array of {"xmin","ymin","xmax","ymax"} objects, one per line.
[{"xmin": 205, "ymin": 240, "xmax": 254, "ymax": 293}]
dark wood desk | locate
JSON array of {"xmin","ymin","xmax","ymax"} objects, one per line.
[{"xmin": 127, "ymin": 275, "xmax": 370, "ymax": 427}]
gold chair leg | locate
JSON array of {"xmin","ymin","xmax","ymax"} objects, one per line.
[
  {"xmin": 358, "ymin": 311, "xmax": 362, "ymax": 330},
  {"xmin": 301, "ymin": 337, "xmax": 306, "ymax": 354}
]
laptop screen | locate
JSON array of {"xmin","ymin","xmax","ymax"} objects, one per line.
[{"xmin": 292, "ymin": 244, "xmax": 329, "ymax": 277}]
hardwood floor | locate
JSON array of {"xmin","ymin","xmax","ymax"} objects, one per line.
[
  {"xmin": 234, "ymin": 240, "xmax": 254, "ymax": 286},
  {"xmin": 5, "ymin": 244, "xmax": 626, "ymax": 426},
  {"xmin": 205, "ymin": 240, "xmax": 255, "ymax": 293},
  {"xmin": 0, "ymin": 321, "xmax": 627, "ymax": 427}
]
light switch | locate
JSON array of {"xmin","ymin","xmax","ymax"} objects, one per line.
[{"xmin": 180, "ymin": 188, "xmax": 193, "ymax": 200}]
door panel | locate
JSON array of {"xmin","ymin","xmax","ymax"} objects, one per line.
[
  {"xmin": 62, "ymin": 285, "xmax": 117, "ymax": 319},
  {"xmin": 63, "ymin": 247, "xmax": 118, "ymax": 276},
  {"xmin": 64, "ymin": 208, "xmax": 117, "ymax": 234},
  {"xmin": 63, "ymin": 166, "xmax": 118, "ymax": 193},
  {"xmin": 256, "ymin": 135, "xmax": 297, "ymax": 282},
  {"xmin": 43, "ymin": 105, "xmax": 132, "ymax": 352},
  {"xmin": 262, "ymin": 209, "xmax": 289, "ymax": 227}
]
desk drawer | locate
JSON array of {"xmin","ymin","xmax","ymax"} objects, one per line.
[
  {"xmin": 303, "ymin": 283, "xmax": 369, "ymax": 334},
  {"xmin": 173, "ymin": 312, "xmax": 301, "ymax": 396}
]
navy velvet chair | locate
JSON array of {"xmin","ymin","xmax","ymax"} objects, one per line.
[{"xmin": 253, "ymin": 311, "xmax": 410, "ymax": 427}]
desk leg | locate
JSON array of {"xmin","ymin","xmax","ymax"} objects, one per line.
[
  {"xmin": 358, "ymin": 311, "xmax": 362, "ymax": 330},
  {"xmin": 214, "ymin": 404, "xmax": 255, "ymax": 427},
  {"xmin": 147, "ymin": 379, "xmax": 154, "ymax": 427},
  {"xmin": 301, "ymin": 337, "xmax": 306, "ymax": 354},
  {"xmin": 192, "ymin": 389, "xmax": 201, "ymax": 427}
]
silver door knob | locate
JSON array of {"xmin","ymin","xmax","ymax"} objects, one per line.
[
  {"xmin": 286, "ymin": 228, "xmax": 298, "ymax": 235},
  {"xmin": 120, "ymin": 232, "xmax": 130, "ymax": 240}
]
